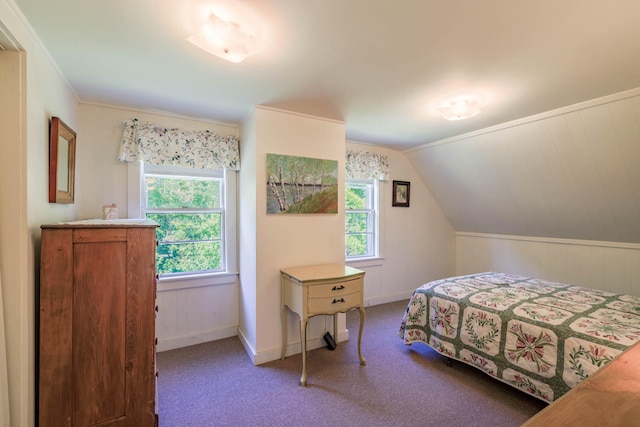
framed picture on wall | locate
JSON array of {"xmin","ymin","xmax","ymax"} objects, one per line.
[
  {"xmin": 392, "ymin": 180, "xmax": 410, "ymax": 207},
  {"xmin": 266, "ymin": 153, "xmax": 338, "ymax": 214}
]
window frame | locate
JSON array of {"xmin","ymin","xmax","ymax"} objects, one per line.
[
  {"xmin": 345, "ymin": 178, "xmax": 380, "ymax": 261},
  {"xmin": 128, "ymin": 161, "xmax": 237, "ymax": 288},
  {"xmin": 143, "ymin": 168, "xmax": 226, "ymax": 277}
]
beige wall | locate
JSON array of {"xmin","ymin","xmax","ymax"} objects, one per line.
[
  {"xmin": 0, "ymin": 49, "xmax": 24, "ymax": 427},
  {"xmin": 77, "ymin": 103, "xmax": 238, "ymax": 219},
  {"xmin": 239, "ymin": 107, "xmax": 348, "ymax": 363},
  {"xmin": 237, "ymin": 107, "xmax": 457, "ymax": 365},
  {"xmin": 238, "ymin": 108, "xmax": 259, "ymax": 355},
  {"xmin": 1, "ymin": 0, "xmax": 80, "ymax": 424},
  {"xmin": 346, "ymin": 141, "xmax": 456, "ymax": 306}
]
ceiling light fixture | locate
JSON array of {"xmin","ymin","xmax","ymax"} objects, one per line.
[
  {"xmin": 438, "ymin": 95, "xmax": 484, "ymax": 121},
  {"xmin": 187, "ymin": 12, "xmax": 259, "ymax": 63}
]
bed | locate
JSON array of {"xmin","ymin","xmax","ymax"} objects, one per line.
[{"xmin": 399, "ymin": 272, "xmax": 640, "ymax": 402}]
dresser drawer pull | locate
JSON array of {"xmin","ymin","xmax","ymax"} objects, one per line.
[
  {"xmin": 332, "ymin": 298, "xmax": 346, "ymax": 304},
  {"xmin": 331, "ymin": 285, "xmax": 345, "ymax": 291}
]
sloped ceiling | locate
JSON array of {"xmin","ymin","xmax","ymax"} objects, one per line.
[{"xmin": 406, "ymin": 91, "xmax": 640, "ymax": 244}]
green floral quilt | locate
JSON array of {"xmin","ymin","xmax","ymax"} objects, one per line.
[{"xmin": 399, "ymin": 272, "xmax": 640, "ymax": 402}]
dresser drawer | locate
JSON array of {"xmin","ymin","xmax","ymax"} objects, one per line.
[
  {"xmin": 307, "ymin": 277, "xmax": 363, "ymax": 298},
  {"xmin": 307, "ymin": 291, "xmax": 362, "ymax": 315}
]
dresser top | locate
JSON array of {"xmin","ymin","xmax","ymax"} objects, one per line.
[
  {"xmin": 522, "ymin": 341, "xmax": 640, "ymax": 426},
  {"xmin": 280, "ymin": 263, "xmax": 364, "ymax": 282},
  {"xmin": 42, "ymin": 219, "xmax": 159, "ymax": 229}
]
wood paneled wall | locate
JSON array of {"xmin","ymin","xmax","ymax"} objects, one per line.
[
  {"xmin": 156, "ymin": 281, "xmax": 238, "ymax": 352},
  {"xmin": 406, "ymin": 88, "xmax": 640, "ymax": 244},
  {"xmin": 456, "ymin": 232, "xmax": 640, "ymax": 296}
]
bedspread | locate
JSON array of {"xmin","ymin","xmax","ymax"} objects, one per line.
[{"xmin": 399, "ymin": 272, "xmax": 640, "ymax": 402}]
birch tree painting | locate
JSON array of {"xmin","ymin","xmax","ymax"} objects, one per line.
[{"xmin": 266, "ymin": 153, "xmax": 338, "ymax": 214}]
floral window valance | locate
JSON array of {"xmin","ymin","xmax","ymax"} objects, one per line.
[
  {"xmin": 345, "ymin": 149, "xmax": 389, "ymax": 180},
  {"xmin": 118, "ymin": 118, "xmax": 240, "ymax": 170}
]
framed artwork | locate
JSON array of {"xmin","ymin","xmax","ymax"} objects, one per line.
[
  {"xmin": 392, "ymin": 180, "xmax": 410, "ymax": 207},
  {"xmin": 266, "ymin": 153, "xmax": 338, "ymax": 214}
]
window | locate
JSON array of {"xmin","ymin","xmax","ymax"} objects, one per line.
[
  {"xmin": 345, "ymin": 179, "xmax": 378, "ymax": 259},
  {"xmin": 142, "ymin": 163, "xmax": 236, "ymax": 277}
]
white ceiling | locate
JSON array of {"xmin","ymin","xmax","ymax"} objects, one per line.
[{"xmin": 12, "ymin": 0, "xmax": 640, "ymax": 149}]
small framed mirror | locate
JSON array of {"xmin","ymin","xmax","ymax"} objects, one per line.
[{"xmin": 48, "ymin": 117, "xmax": 76, "ymax": 203}]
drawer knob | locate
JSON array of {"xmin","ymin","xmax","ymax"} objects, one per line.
[
  {"xmin": 332, "ymin": 297, "xmax": 346, "ymax": 304},
  {"xmin": 331, "ymin": 285, "xmax": 345, "ymax": 291}
]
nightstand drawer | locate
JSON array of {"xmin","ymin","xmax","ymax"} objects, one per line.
[
  {"xmin": 307, "ymin": 277, "xmax": 363, "ymax": 298},
  {"xmin": 307, "ymin": 291, "xmax": 362, "ymax": 315}
]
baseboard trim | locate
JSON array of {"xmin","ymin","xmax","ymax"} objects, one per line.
[
  {"xmin": 237, "ymin": 328, "xmax": 351, "ymax": 366},
  {"xmin": 366, "ymin": 291, "xmax": 413, "ymax": 306},
  {"xmin": 156, "ymin": 296, "xmax": 408, "ymax": 357},
  {"xmin": 157, "ymin": 326, "xmax": 237, "ymax": 352}
]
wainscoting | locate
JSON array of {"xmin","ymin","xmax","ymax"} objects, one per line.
[
  {"xmin": 456, "ymin": 232, "xmax": 640, "ymax": 296},
  {"xmin": 156, "ymin": 275, "xmax": 239, "ymax": 352}
]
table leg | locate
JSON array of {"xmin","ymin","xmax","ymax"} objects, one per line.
[
  {"xmin": 300, "ymin": 317, "xmax": 308, "ymax": 386},
  {"xmin": 281, "ymin": 305, "xmax": 287, "ymax": 360},
  {"xmin": 333, "ymin": 313, "xmax": 338, "ymax": 346},
  {"xmin": 358, "ymin": 307, "xmax": 366, "ymax": 365}
]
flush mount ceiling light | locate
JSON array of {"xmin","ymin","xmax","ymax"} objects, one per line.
[
  {"xmin": 187, "ymin": 12, "xmax": 261, "ymax": 63},
  {"xmin": 438, "ymin": 94, "xmax": 484, "ymax": 121}
]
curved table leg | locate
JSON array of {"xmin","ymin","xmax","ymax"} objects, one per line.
[
  {"xmin": 281, "ymin": 306, "xmax": 287, "ymax": 360},
  {"xmin": 358, "ymin": 307, "xmax": 366, "ymax": 365},
  {"xmin": 300, "ymin": 317, "xmax": 308, "ymax": 386}
]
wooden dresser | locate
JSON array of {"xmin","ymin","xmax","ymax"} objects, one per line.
[
  {"xmin": 39, "ymin": 220, "xmax": 159, "ymax": 427},
  {"xmin": 522, "ymin": 341, "xmax": 640, "ymax": 427}
]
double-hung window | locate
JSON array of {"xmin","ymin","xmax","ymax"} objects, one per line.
[
  {"xmin": 142, "ymin": 163, "xmax": 234, "ymax": 277},
  {"xmin": 345, "ymin": 179, "xmax": 378, "ymax": 259}
]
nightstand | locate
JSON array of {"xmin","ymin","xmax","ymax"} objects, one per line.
[{"xmin": 280, "ymin": 263, "xmax": 366, "ymax": 386}]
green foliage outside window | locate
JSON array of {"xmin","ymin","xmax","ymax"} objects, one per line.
[
  {"xmin": 146, "ymin": 175, "xmax": 223, "ymax": 275},
  {"xmin": 346, "ymin": 183, "xmax": 372, "ymax": 257},
  {"xmin": 146, "ymin": 176, "xmax": 220, "ymax": 209}
]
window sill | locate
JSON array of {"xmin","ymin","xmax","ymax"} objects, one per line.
[
  {"xmin": 346, "ymin": 257, "xmax": 385, "ymax": 269},
  {"xmin": 157, "ymin": 271, "xmax": 238, "ymax": 292}
]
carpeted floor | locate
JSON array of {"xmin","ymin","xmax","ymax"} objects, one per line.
[{"xmin": 157, "ymin": 300, "xmax": 547, "ymax": 426}]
